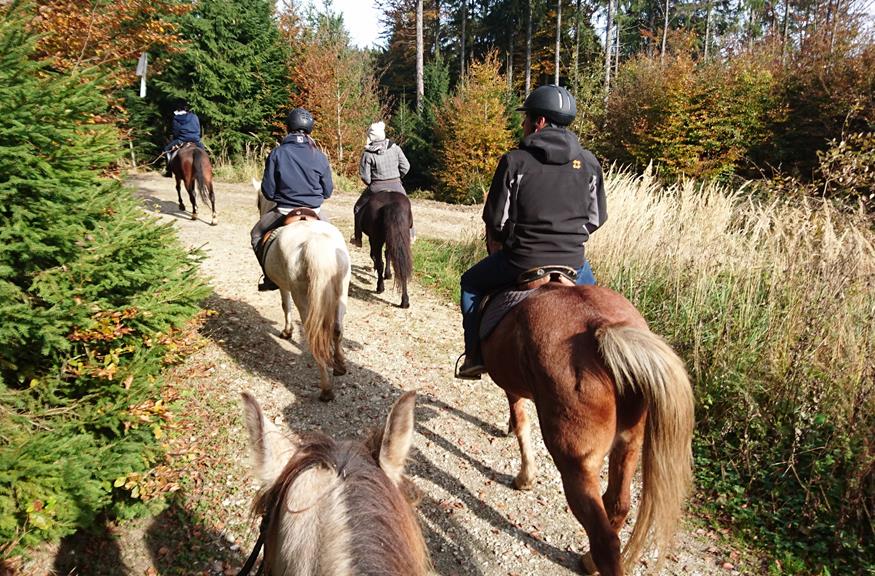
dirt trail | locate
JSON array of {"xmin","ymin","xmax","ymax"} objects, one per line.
[{"xmin": 30, "ymin": 174, "xmax": 748, "ymax": 576}]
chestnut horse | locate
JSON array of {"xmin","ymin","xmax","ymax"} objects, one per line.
[
  {"xmin": 359, "ymin": 191, "xmax": 413, "ymax": 308},
  {"xmin": 482, "ymin": 282, "xmax": 695, "ymax": 575},
  {"xmin": 170, "ymin": 143, "xmax": 217, "ymax": 225},
  {"xmin": 241, "ymin": 390, "xmax": 431, "ymax": 576}
]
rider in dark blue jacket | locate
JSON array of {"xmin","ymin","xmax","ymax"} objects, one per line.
[
  {"xmin": 250, "ymin": 108, "xmax": 334, "ymax": 291},
  {"xmin": 163, "ymin": 100, "xmax": 205, "ymax": 176}
]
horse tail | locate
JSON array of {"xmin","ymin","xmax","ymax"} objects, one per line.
[
  {"xmin": 383, "ymin": 201, "xmax": 412, "ymax": 290},
  {"xmin": 596, "ymin": 324, "xmax": 695, "ymax": 571},
  {"xmin": 192, "ymin": 148, "xmax": 211, "ymax": 206},
  {"xmin": 301, "ymin": 234, "xmax": 346, "ymax": 369}
]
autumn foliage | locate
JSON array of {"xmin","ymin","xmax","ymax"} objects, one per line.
[{"xmin": 434, "ymin": 52, "xmax": 513, "ymax": 204}]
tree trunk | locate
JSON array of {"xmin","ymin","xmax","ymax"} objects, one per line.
[
  {"xmin": 605, "ymin": 0, "xmax": 614, "ymax": 93},
  {"xmin": 435, "ymin": 0, "xmax": 441, "ymax": 58},
  {"xmin": 460, "ymin": 0, "xmax": 467, "ymax": 78},
  {"xmin": 704, "ymin": 0, "xmax": 712, "ymax": 60},
  {"xmin": 661, "ymin": 0, "xmax": 669, "ymax": 63},
  {"xmin": 614, "ymin": 15, "xmax": 620, "ymax": 75},
  {"xmin": 573, "ymin": 0, "xmax": 581, "ymax": 94},
  {"xmin": 416, "ymin": 0, "xmax": 424, "ymax": 111},
  {"xmin": 554, "ymin": 0, "xmax": 562, "ymax": 84},
  {"xmin": 525, "ymin": 0, "xmax": 532, "ymax": 94},
  {"xmin": 508, "ymin": 10, "xmax": 515, "ymax": 89},
  {"xmin": 782, "ymin": 0, "xmax": 789, "ymax": 61}
]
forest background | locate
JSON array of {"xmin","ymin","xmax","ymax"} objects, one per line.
[{"xmin": 0, "ymin": 0, "xmax": 872, "ymax": 574}]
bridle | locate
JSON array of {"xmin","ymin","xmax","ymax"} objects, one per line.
[{"xmin": 237, "ymin": 513, "xmax": 270, "ymax": 576}]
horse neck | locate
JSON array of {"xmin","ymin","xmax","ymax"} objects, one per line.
[{"xmin": 262, "ymin": 439, "xmax": 429, "ymax": 576}]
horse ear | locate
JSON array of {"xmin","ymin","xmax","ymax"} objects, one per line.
[
  {"xmin": 241, "ymin": 392, "xmax": 296, "ymax": 486},
  {"xmin": 378, "ymin": 391, "xmax": 416, "ymax": 486}
]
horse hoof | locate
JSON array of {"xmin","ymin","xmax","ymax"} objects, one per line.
[
  {"xmin": 281, "ymin": 330, "xmax": 292, "ymax": 340},
  {"xmin": 399, "ymin": 299, "xmax": 410, "ymax": 309},
  {"xmin": 376, "ymin": 286, "xmax": 384, "ymax": 294},
  {"xmin": 210, "ymin": 217, "xmax": 217, "ymax": 226},
  {"xmin": 178, "ymin": 203, "xmax": 185, "ymax": 211},
  {"xmin": 333, "ymin": 365, "xmax": 347, "ymax": 376},
  {"xmin": 511, "ymin": 475, "xmax": 533, "ymax": 491},
  {"xmin": 319, "ymin": 390, "xmax": 335, "ymax": 402},
  {"xmin": 190, "ymin": 213, "xmax": 198, "ymax": 221},
  {"xmin": 580, "ymin": 552, "xmax": 598, "ymax": 575}
]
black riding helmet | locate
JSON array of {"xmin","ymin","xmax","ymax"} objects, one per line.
[
  {"xmin": 287, "ymin": 107, "xmax": 314, "ymax": 133},
  {"xmin": 517, "ymin": 85, "xmax": 576, "ymax": 126}
]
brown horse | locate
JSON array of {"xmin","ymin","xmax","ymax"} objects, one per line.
[
  {"xmin": 482, "ymin": 282, "xmax": 695, "ymax": 576},
  {"xmin": 359, "ymin": 191, "xmax": 413, "ymax": 308},
  {"xmin": 170, "ymin": 143, "xmax": 217, "ymax": 225},
  {"xmin": 241, "ymin": 390, "xmax": 431, "ymax": 575}
]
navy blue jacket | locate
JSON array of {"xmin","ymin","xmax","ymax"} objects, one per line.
[
  {"xmin": 260, "ymin": 133, "xmax": 333, "ymax": 209},
  {"xmin": 172, "ymin": 111, "xmax": 202, "ymax": 143}
]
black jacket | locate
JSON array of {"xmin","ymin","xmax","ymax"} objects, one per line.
[
  {"xmin": 482, "ymin": 127, "xmax": 607, "ymax": 270},
  {"xmin": 261, "ymin": 133, "xmax": 333, "ymax": 209}
]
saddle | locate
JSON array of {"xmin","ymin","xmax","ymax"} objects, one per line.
[
  {"xmin": 166, "ymin": 141, "xmax": 195, "ymax": 163},
  {"xmin": 257, "ymin": 207, "xmax": 321, "ymax": 266},
  {"xmin": 478, "ymin": 265, "xmax": 577, "ymax": 340}
]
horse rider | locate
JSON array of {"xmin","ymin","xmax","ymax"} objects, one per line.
[
  {"xmin": 455, "ymin": 84, "xmax": 608, "ymax": 380},
  {"xmin": 163, "ymin": 99, "xmax": 205, "ymax": 177},
  {"xmin": 250, "ymin": 107, "xmax": 334, "ymax": 292},
  {"xmin": 350, "ymin": 121, "xmax": 412, "ymax": 247}
]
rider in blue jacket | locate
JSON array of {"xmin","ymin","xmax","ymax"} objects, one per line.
[
  {"xmin": 163, "ymin": 100, "xmax": 205, "ymax": 176},
  {"xmin": 250, "ymin": 108, "xmax": 334, "ymax": 291}
]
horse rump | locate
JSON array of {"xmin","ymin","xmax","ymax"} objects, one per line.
[{"xmin": 382, "ymin": 199, "xmax": 413, "ymax": 289}]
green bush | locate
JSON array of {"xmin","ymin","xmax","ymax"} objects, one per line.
[{"xmin": 0, "ymin": 5, "xmax": 208, "ymax": 553}]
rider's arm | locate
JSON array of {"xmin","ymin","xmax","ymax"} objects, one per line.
[
  {"xmin": 320, "ymin": 154, "xmax": 334, "ymax": 199},
  {"xmin": 583, "ymin": 155, "xmax": 607, "ymax": 235},
  {"xmin": 482, "ymin": 154, "xmax": 513, "ymax": 242},
  {"xmin": 397, "ymin": 147, "xmax": 410, "ymax": 178},
  {"xmin": 260, "ymin": 152, "xmax": 277, "ymax": 201},
  {"xmin": 359, "ymin": 152, "xmax": 371, "ymax": 185}
]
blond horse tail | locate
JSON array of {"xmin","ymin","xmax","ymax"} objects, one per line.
[
  {"xmin": 596, "ymin": 325, "xmax": 695, "ymax": 572},
  {"xmin": 301, "ymin": 236, "xmax": 345, "ymax": 371}
]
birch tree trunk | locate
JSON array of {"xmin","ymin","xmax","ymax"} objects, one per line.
[
  {"xmin": 460, "ymin": 0, "xmax": 467, "ymax": 77},
  {"xmin": 508, "ymin": 12, "xmax": 515, "ymax": 89},
  {"xmin": 416, "ymin": 0, "xmax": 424, "ymax": 111},
  {"xmin": 782, "ymin": 0, "xmax": 790, "ymax": 62},
  {"xmin": 661, "ymin": 0, "xmax": 669, "ymax": 63},
  {"xmin": 525, "ymin": 0, "xmax": 532, "ymax": 94},
  {"xmin": 573, "ymin": 0, "xmax": 581, "ymax": 94},
  {"xmin": 554, "ymin": 0, "xmax": 562, "ymax": 84},
  {"xmin": 605, "ymin": 0, "xmax": 614, "ymax": 93},
  {"xmin": 435, "ymin": 0, "xmax": 441, "ymax": 57}
]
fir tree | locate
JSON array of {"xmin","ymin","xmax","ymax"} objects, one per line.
[{"xmin": 0, "ymin": 2, "xmax": 208, "ymax": 550}]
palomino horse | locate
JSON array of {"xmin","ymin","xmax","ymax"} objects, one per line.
[
  {"xmin": 482, "ymin": 279, "xmax": 695, "ymax": 575},
  {"xmin": 241, "ymin": 390, "xmax": 431, "ymax": 576},
  {"xmin": 359, "ymin": 191, "xmax": 413, "ymax": 308},
  {"xmin": 256, "ymin": 184, "xmax": 351, "ymax": 401},
  {"xmin": 170, "ymin": 143, "xmax": 217, "ymax": 225}
]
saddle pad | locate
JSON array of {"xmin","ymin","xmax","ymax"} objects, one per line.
[{"xmin": 479, "ymin": 289, "xmax": 535, "ymax": 340}]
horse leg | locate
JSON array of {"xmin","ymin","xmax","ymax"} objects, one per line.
[
  {"xmin": 383, "ymin": 244, "xmax": 392, "ymax": 279},
  {"xmin": 175, "ymin": 177, "xmax": 185, "ymax": 211},
  {"xmin": 507, "ymin": 393, "xmax": 536, "ymax": 490},
  {"xmin": 602, "ymin": 419, "xmax": 645, "ymax": 532},
  {"xmin": 559, "ymin": 463, "xmax": 624, "ymax": 576},
  {"xmin": 209, "ymin": 184, "xmax": 217, "ymax": 226},
  {"xmin": 371, "ymin": 242, "xmax": 385, "ymax": 294},
  {"xmin": 187, "ymin": 180, "xmax": 198, "ymax": 220},
  {"xmin": 280, "ymin": 289, "xmax": 295, "ymax": 340},
  {"xmin": 332, "ymin": 273, "xmax": 349, "ymax": 376}
]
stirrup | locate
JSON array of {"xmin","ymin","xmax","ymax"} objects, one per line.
[
  {"xmin": 454, "ymin": 353, "xmax": 485, "ymax": 380},
  {"xmin": 257, "ymin": 275, "xmax": 278, "ymax": 292}
]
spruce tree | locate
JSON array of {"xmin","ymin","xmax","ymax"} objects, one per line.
[
  {"xmin": 154, "ymin": 0, "xmax": 291, "ymax": 154},
  {"xmin": 0, "ymin": 2, "xmax": 207, "ymax": 550}
]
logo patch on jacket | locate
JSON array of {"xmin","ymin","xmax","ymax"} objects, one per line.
[{"xmin": 572, "ymin": 159, "xmax": 582, "ymax": 169}]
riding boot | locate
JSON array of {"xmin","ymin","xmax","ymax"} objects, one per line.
[
  {"xmin": 350, "ymin": 212, "xmax": 363, "ymax": 248},
  {"xmin": 254, "ymin": 244, "xmax": 278, "ymax": 291},
  {"xmin": 455, "ymin": 348, "xmax": 486, "ymax": 380},
  {"xmin": 163, "ymin": 158, "xmax": 172, "ymax": 178}
]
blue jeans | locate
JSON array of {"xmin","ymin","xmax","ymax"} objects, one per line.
[{"xmin": 459, "ymin": 251, "xmax": 596, "ymax": 356}]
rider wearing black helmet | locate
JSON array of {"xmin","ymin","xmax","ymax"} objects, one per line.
[
  {"xmin": 250, "ymin": 107, "xmax": 334, "ymax": 291},
  {"xmin": 456, "ymin": 85, "xmax": 607, "ymax": 379}
]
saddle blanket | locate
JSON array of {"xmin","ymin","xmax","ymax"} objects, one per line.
[{"xmin": 479, "ymin": 288, "xmax": 536, "ymax": 340}]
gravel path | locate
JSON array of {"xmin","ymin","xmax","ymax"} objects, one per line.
[{"xmin": 38, "ymin": 174, "xmax": 748, "ymax": 576}]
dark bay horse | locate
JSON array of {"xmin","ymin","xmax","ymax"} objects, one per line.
[
  {"xmin": 170, "ymin": 143, "xmax": 217, "ymax": 225},
  {"xmin": 482, "ymin": 282, "xmax": 695, "ymax": 576},
  {"xmin": 359, "ymin": 191, "xmax": 413, "ymax": 308},
  {"xmin": 241, "ymin": 390, "xmax": 431, "ymax": 575}
]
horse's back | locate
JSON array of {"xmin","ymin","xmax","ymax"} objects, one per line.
[{"xmin": 267, "ymin": 221, "xmax": 349, "ymax": 280}]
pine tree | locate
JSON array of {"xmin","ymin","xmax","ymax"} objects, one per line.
[
  {"xmin": 153, "ymin": 0, "xmax": 291, "ymax": 154},
  {"xmin": 0, "ymin": 3, "xmax": 208, "ymax": 550}
]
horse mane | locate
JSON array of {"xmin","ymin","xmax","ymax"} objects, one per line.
[{"xmin": 254, "ymin": 429, "xmax": 430, "ymax": 575}]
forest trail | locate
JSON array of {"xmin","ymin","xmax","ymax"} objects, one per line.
[{"xmin": 36, "ymin": 174, "xmax": 748, "ymax": 576}]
